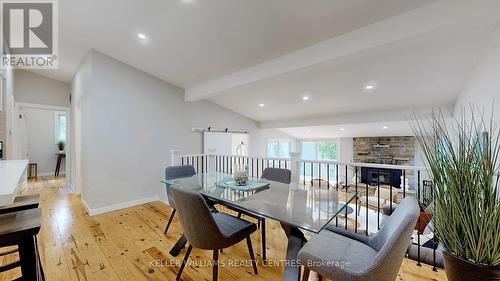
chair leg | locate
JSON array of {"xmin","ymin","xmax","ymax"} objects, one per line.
[
  {"xmin": 261, "ymin": 219, "xmax": 266, "ymax": 263},
  {"xmin": 18, "ymin": 237, "xmax": 37, "ymax": 281},
  {"xmin": 213, "ymin": 250, "xmax": 219, "ymax": 281},
  {"xmin": 176, "ymin": 244, "xmax": 192, "ymax": 281},
  {"xmin": 237, "ymin": 212, "xmax": 242, "ymax": 218},
  {"xmin": 245, "ymin": 236, "xmax": 258, "ymax": 275},
  {"xmin": 302, "ymin": 267, "xmax": 310, "ymax": 281},
  {"xmin": 35, "ymin": 235, "xmax": 45, "ymax": 280},
  {"xmin": 164, "ymin": 209, "xmax": 176, "ymax": 234}
]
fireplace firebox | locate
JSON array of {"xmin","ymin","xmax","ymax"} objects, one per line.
[{"xmin": 361, "ymin": 167, "xmax": 402, "ymax": 188}]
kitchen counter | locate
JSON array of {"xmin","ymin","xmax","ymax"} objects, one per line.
[{"xmin": 0, "ymin": 160, "xmax": 28, "ymax": 206}]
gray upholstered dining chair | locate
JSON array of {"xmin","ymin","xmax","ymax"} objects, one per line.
[
  {"xmin": 170, "ymin": 187, "xmax": 258, "ymax": 281},
  {"xmin": 261, "ymin": 167, "xmax": 292, "ymax": 184},
  {"xmin": 237, "ymin": 167, "xmax": 291, "ymax": 262},
  {"xmin": 163, "ymin": 165, "xmax": 196, "ymax": 235},
  {"xmin": 298, "ymin": 197, "xmax": 419, "ymax": 281}
]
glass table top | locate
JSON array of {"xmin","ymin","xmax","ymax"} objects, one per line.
[{"xmin": 162, "ymin": 172, "xmax": 356, "ymax": 234}]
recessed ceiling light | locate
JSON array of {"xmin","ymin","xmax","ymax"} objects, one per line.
[
  {"xmin": 382, "ymin": 126, "xmax": 388, "ymax": 129},
  {"xmin": 302, "ymin": 96, "xmax": 310, "ymax": 101},
  {"xmin": 340, "ymin": 128, "xmax": 345, "ymax": 131},
  {"xmin": 306, "ymin": 129, "xmax": 311, "ymax": 133},
  {"xmin": 181, "ymin": 0, "xmax": 193, "ymax": 3},
  {"xmin": 137, "ymin": 33, "xmax": 147, "ymax": 40},
  {"xmin": 363, "ymin": 81, "xmax": 377, "ymax": 93},
  {"xmin": 259, "ymin": 103, "xmax": 265, "ymax": 107}
]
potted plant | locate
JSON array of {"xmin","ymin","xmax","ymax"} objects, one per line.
[
  {"xmin": 410, "ymin": 107, "xmax": 500, "ymax": 280},
  {"xmin": 57, "ymin": 140, "xmax": 65, "ymax": 153},
  {"xmin": 415, "ymin": 180, "xmax": 434, "ymax": 234}
]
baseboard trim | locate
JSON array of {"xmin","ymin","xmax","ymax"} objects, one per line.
[
  {"xmin": 159, "ymin": 199, "xmax": 171, "ymax": 208},
  {"xmin": 82, "ymin": 195, "xmax": 160, "ymax": 216},
  {"xmin": 36, "ymin": 172, "xmax": 66, "ymax": 177},
  {"xmin": 81, "ymin": 197, "xmax": 92, "ymax": 215}
]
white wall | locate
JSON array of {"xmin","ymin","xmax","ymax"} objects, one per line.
[
  {"xmin": 231, "ymin": 133, "xmax": 248, "ymax": 156},
  {"xmin": 337, "ymin": 137, "xmax": 354, "ymax": 182},
  {"xmin": 203, "ymin": 132, "xmax": 232, "ymax": 155},
  {"xmin": 4, "ymin": 67, "xmax": 16, "ymax": 160},
  {"xmin": 0, "ymin": 111, "xmax": 5, "ymax": 159},
  {"xmin": 14, "ymin": 70, "xmax": 70, "ymax": 107},
  {"xmin": 248, "ymin": 129, "xmax": 297, "ymax": 157},
  {"xmin": 455, "ymin": 24, "xmax": 500, "ymax": 123},
  {"xmin": 70, "ymin": 52, "xmax": 92, "ymax": 195},
  {"xmin": 21, "ymin": 107, "xmax": 65, "ymax": 175},
  {"xmin": 73, "ymin": 50, "xmax": 258, "ymax": 214},
  {"xmin": 203, "ymin": 132, "xmax": 249, "ymax": 155},
  {"xmin": 337, "ymin": 137, "xmax": 353, "ymax": 163}
]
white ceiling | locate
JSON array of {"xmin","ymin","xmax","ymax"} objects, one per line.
[
  {"xmin": 208, "ymin": 21, "xmax": 497, "ymax": 124},
  {"xmin": 27, "ymin": 0, "xmax": 500, "ymax": 135},
  {"xmin": 32, "ymin": 0, "xmax": 435, "ymax": 86},
  {"xmin": 278, "ymin": 121, "xmax": 415, "ymax": 139}
]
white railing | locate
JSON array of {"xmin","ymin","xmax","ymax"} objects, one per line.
[
  {"xmin": 170, "ymin": 152, "xmax": 433, "ymax": 222},
  {"xmin": 171, "ymin": 150, "xmax": 428, "ymax": 191},
  {"xmin": 173, "ymin": 151, "xmax": 292, "ymax": 178}
]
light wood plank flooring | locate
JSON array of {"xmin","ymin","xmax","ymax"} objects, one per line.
[{"xmin": 0, "ymin": 177, "xmax": 447, "ymax": 281}]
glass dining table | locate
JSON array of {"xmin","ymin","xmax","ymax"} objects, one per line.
[{"xmin": 162, "ymin": 172, "xmax": 356, "ymax": 281}]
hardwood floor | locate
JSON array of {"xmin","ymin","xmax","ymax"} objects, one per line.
[{"xmin": 0, "ymin": 177, "xmax": 447, "ymax": 281}]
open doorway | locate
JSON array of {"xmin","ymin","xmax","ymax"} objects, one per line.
[{"xmin": 16, "ymin": 103, "xmax": 71, "ymax": 184}]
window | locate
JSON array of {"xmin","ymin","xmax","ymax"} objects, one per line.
[
  {"xmin": 300, "ymin": 140, "xmax": 337, "ymax": 182},
  {"xmin": 301, "ymin": 141, "xmax": 316, "ymax": 160},
  {"xmin": 318, "ymin": 141, "xmax": 337, "ymax": 160},
  {"xmin": 300, "ymin": 140, "xmax": 337, "ymax": 160},
  {"xmin": 266, "ymin": 139, "xmax": 291, "ymax": 158},
  {"xmin": 55, "ymin": 112, "xmax": 67, "ymax": 143}
]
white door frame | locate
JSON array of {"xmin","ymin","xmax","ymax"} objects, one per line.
[{"xmin": 15, "ymin": 102, "xmax": 71, "ymax": 185}]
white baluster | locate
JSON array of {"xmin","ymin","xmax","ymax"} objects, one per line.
[
  {"xmin": 289, "ymin": 152, "xmax": 300, "ymax": 184},
  {"xmin": 170, "ymin": 150, "xmax": 180, "ymax": 166}
]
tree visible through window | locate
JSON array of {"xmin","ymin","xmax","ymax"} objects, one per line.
[
  {"xmin": 300, "ymin": 141, "xmax": 337, "ymax": 160},
  {"xmin": 300, "ymin": 140, "xmax": 337, "ymax": 182},
  {"xmin": 318, "ymin": 141, "xmax": 336, "ymax": 160}
]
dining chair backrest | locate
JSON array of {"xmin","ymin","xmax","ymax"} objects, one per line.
[
  {"xmin": 165, "ymin": 165, "xmax": 196, "ymax": 208},
  {"xmin": 170, "ymin": 187, "xmax": 225, "ymax": 250},
  {"xmin": 166, "ymin": 165, "xmax": 196, "ymax": 180},
  {"xmin": 261, "ymin": 168, "xmax": 291, "ymax": 184},
  {"xmin": 364, "ymin": 197, "xmax": 419, "ymax": 279}
]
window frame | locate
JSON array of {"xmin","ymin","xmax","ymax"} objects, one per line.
[
  {"xmin": 299, "ymin": 139, "xmax": 338, "ymax": 161},
  {"xmin": 54, "ymin": 111, "xmax": 67, "ymax": 144},
  {"xmin": 266, "ymin": 138, "xmax": 292, "ymax": 158}
]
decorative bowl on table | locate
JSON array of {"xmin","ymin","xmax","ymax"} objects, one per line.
[{"xmin": 234, "ymin": 167, "xmax": 248, "ymax": 186}]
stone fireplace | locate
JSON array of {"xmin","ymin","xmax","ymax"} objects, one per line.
[
  {"xmin": 353, "ymin": 136, "xmax": 415, "ymax": 165},
  {"xmin": 353, "ymin": 136, "xmax": 415, "ymax": 188}
]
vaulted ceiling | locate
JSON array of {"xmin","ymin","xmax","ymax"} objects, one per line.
[
  {"xmin": 31, "ymin": 0, "xmax": 500, "ymax": 129},
  {"xmin": 209, "ymin": 21, "xmax": 495, "ymax": 124},
  {"xmin": 36, "ymin": 0, "xmax": 435, "ymax": 85}
]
